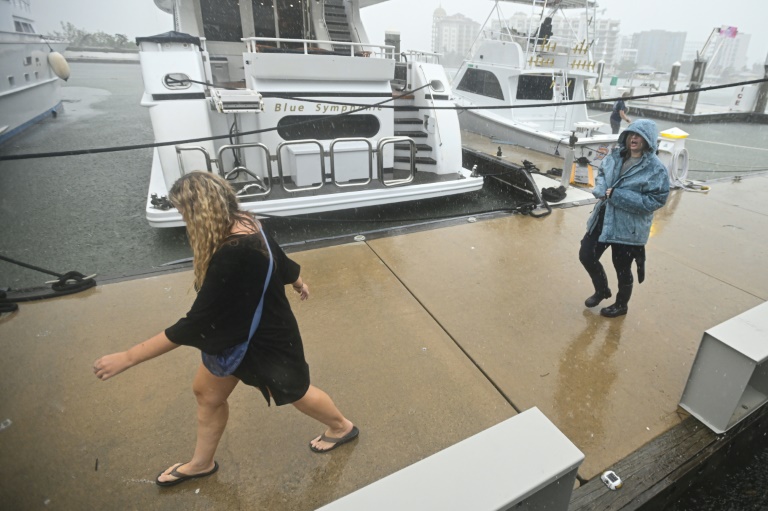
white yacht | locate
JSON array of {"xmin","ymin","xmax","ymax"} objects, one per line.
[
  {"xmin": 140, "ymin": 0, "xmax": 484, "ymax": 227},
  {"xmin": 0, "ymin": 0, "xmax": 68, "ymax": 144},
  {"xmin": 452, "ymin": 0, "xmax": 617, "ymax": 167}
]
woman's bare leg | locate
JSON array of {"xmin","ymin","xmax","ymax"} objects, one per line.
[
  {"xmin": 292, "ymin": 384, "xmax": 355, "ymax": 451},
  {"xmin": 157, "ymin": 364, "xmax": 239, "ymax": 483}
]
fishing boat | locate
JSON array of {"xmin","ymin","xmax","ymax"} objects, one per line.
[
  {"xmin": 451, "ymin": 0, "xmax": 617, "ymax": 168},
  {"xmin": 140, "ymin": 0, "xmax": 483, "ymax": 227},
  {"xmin": 0, "ymin": 0, "xmax": 69, "ymax": 144}
]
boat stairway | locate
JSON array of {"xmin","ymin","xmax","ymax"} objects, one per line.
[
  {"xmin": 323, "ymin": 0, "xmax": 354, "ymax": 50},
  {"xmin": 393, "ymin": 116, "xmax": 437, "ymax": 169}
]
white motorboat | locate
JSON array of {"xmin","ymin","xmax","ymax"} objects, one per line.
[
  {"xmin": 140, "ymin": 0, "xmax": 484, "ymax": 227},
  {"xmin": 452, "ymin": 0, "xmax": 617, "ymax": 168},
  {"xmin": 0, "ymin": 0, "xmax": 69, "ymax": 144}
]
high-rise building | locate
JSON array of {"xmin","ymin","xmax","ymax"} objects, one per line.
[
  {"xmin": 632, "ymin": 30, "xmax": 686, "ymax": 71},
  {"xmin": 431, "ymin": 7, "xmax": 480, "ymax": 67},
  {"xmin": 592, "ymin": 17, "xmax": 621, "ymax": 69}
]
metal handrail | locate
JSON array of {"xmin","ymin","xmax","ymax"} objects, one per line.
[
  {"xmin": 418, "ymin": 66, "xmax": 443, "ymax": 148},
  {"xmin": 216, "ymin": 143, "xmax": 272, "ymax": 198},
  {"xmin": 377, "ymin": 137, "xmax": 415, "ymax": 187},
  {"xmin": 175, "ymin": 146, "xmax": 213, "ymax": 175},
  {"xmin": 404, "ymin": 50, "xmax": 442, "ymax": 65},
  {"xmin": 276, "ymin": 140, "xmax": 326, "ymax": 193},
  {"xmin": 318, "ymin": 0, "xmax": 332, "ymax": 46},
  {"xmin": 329, "ymin": 138, "xmax": 373, "ymax": 188},
  {"xmin": 243, "ymin": 36, "xmax": 395, "ymax": 59}
]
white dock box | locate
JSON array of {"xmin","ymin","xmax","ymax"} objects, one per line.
[
  {"xmin": 680, "ymin": 301, "xmax": 768, "ymax": 434},
  {"xmin": 316, "ymin": 407, "xmax": 584, "ymax": 511},
  {"xmin": 282, "ymin": 142, "xmax": 373, "ymax": 187}
]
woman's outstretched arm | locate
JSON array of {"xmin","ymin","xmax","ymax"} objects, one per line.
[{"xmin": 93, "ymin": 331, "xmax": 180, "ymax": 381}]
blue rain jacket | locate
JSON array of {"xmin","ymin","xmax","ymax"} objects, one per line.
[{"xmin": 586, "ymin": 119, "xmax": 670, "ymax": 246}]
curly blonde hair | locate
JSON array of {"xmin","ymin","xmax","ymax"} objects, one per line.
[{"xmin": 169, "ymin": 172, "xmax": 259, "ymax": 290}]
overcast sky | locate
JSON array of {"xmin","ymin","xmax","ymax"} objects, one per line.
[{"xmin": 32, "ymin": 0, "xmax": 767, "ymax": 66}]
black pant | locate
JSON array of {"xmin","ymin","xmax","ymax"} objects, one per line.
[{"xmin": 579, "ymin": 209, "xmax": 642, "ymax": 305}]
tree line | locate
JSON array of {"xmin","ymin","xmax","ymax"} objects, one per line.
[{"xmin": 48, "ymin": 22, "xmax": 135, "ymax": 50}]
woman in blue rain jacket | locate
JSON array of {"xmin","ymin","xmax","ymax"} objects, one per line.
[{"xmin": 579, "ymin": 119, "xmax": 670, "ymax": 317}]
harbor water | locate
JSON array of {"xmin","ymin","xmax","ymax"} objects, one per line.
[
  {"xmin": 2, "ymin": 62, "xmax": 768, "ymax": 509},
  {"xmin": 0, "ymin": 63, "xmax": 523, "ymax": 290}
]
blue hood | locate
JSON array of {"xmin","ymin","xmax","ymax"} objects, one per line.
[{"xmin": 618, "ymin": 119, "xmax": 659, "ymax": 153}]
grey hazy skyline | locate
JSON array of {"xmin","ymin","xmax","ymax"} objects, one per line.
[{"xmin": 32, "ymin": 0, "xmax": 767, "ymax": 67}]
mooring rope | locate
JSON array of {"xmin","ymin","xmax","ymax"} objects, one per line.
[{"xmin": 1, "ymin": 78, "xmax": 765, "ymax": 162}]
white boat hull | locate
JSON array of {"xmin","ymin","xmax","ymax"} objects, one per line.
[
  {"xmin": 458, "ymin": 107, "xmax": 617, "ymax": 167},
  {"xmin": 138, "ymin": 1, "xmax": 486, "ymax": 227},
  {"xmin": 0, "ymin": 31, "xmax": 67, "ymax": 144},
  {"xmin": 0, "ymin": 78, "xmax": 62, "ymax": 143}
]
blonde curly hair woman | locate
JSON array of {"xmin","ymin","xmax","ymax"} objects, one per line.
[{"xmin": 93, "ymin": 172, "xmax": 358, "ymax": 487}]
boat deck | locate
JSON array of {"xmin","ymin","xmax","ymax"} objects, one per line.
[{"xmin": 2, "ymin": 170, "xmax": 768, "ymax": 509}]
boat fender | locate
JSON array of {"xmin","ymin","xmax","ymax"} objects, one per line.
[{"xmin": 48, "ymin": 52, "xmax": 71, "ymax": 81}]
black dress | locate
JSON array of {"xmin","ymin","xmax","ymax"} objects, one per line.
[{"xmin": 165, "ymin": 230, "xmax": 310, "ymax": 406}]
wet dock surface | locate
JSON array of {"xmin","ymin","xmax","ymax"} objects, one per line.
[{"xmin": 2, "ymin": 173, "xmax": 767, "ymax": 509}]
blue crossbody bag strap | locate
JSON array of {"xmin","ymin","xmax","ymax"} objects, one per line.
[{"xmin": 202, "ymin": 229, "xmax": 274, "ymax": 377}]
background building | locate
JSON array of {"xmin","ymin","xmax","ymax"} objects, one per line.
[
  {"xmin": 431, "ymin": 7, "xmax": 480, "ymax": 68},
  {"xmin": 706, "ymin": 32, "xmax": 751, "ymax": 75},
  {"xmin": 592, "ymin": 17, "xmax": 621, "ymax": 70},
  {"xmin": 631, "ymin": 29, "xmax": 686, "ymax": 71}
]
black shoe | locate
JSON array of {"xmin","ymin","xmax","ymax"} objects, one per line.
[
  {"xmin": 600, "ymin": 303, "xmax": 628, "ymax": 318},
  {"xmin": 585, "ymin": 290, "xmax": 612, "ymax": 308}
]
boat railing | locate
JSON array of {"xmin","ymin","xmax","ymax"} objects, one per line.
[
  {"xmin": 417, "ymin": 66, "xmax": 443, "ymax": 147},
  {"xmin": 175, "ymin": 146, "xmax": 212, "ymax": 177},
  {"xmin": 330, "ymin": 138, "xmax": 373, "ymax": 188},
  {"xmin": 243, "ymin": 37, "xmax": 396, "ymax": 59},
  {"xmin": 218, "ymin": 143, "xmax": 272, "ymax": 199},
  {"xmin": 478, "ymin": 28, "xmax": 594, "ymax": 62},
  {"xmin": 378, "ymin": 137, "xmax": 415, "ymax": 187},
  {"xmin": 402, "ymin": 50, "xmax": 442, "ymax": 65},
  {"xmin": 276, "ymin": 140, "xmax": 327, "ymax": 193},
  {"xmin": 172, "ymin": 135, "xmax": 416, "ymax": 197}
]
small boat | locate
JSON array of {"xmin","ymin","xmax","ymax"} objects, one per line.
[
  {"xmin": 0, "ymin": 0, "xmax": 69, "ymax": 144},
  {"xmin": 451, "ymin": 0, "xmax": 617, "ymax": 167},
  {"xmin": 139, "ymin": 0, "xmax": 483, "ymax": 227}
]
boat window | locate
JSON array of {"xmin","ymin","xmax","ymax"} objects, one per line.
[
  {"xmin": 201, "ymin": 0, "xmax": 243, "ymax": 43},
  {"xmin": 456, "ymin": 68, "xmax": 504, "ymax": 101},
  {"xmin": 251, "ymin": 0, "xmax": 276, "ymax": 40},
  {"xmin": 276, "ymin": 0, "xmax": 312, "ymax": 48},
  {"xmin": 516, "ymin": 75, "xmax": 554, "ymax": 101},
  {"xmin": 12, "ymin": 18, "xmax": 35, "ymax": 34},
  {"xmin": 277, "ymin": 115, "xmax": 381, "ymax": 140}
]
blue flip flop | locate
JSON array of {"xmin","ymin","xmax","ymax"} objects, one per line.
[
  {"xmin": 155, "ymin": 461, "xmax": 219, "ymax": 487},
  {"xmin": 309, "ymin": 426, "xmax": 360, "ymax": 453}
]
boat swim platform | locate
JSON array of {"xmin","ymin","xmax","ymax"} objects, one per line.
[{"xmin": 2, "ymin": 175, "xmax": 768, "ymax": 510}]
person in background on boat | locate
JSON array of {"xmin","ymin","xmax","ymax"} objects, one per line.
[
  {"xmin": 610, "ymin": 92, "xmax": 631, "ymax": 134},
  {"xmin": 579, "ymin": 119, "xmax": 669, "ymax": 318},
  {"xmin": 530, "ymin": 17, "xmax": 553, "ymax": 45},
  {"xmin": 92, "ymin": 172, "xmax": 358, "ymax": 486}
]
